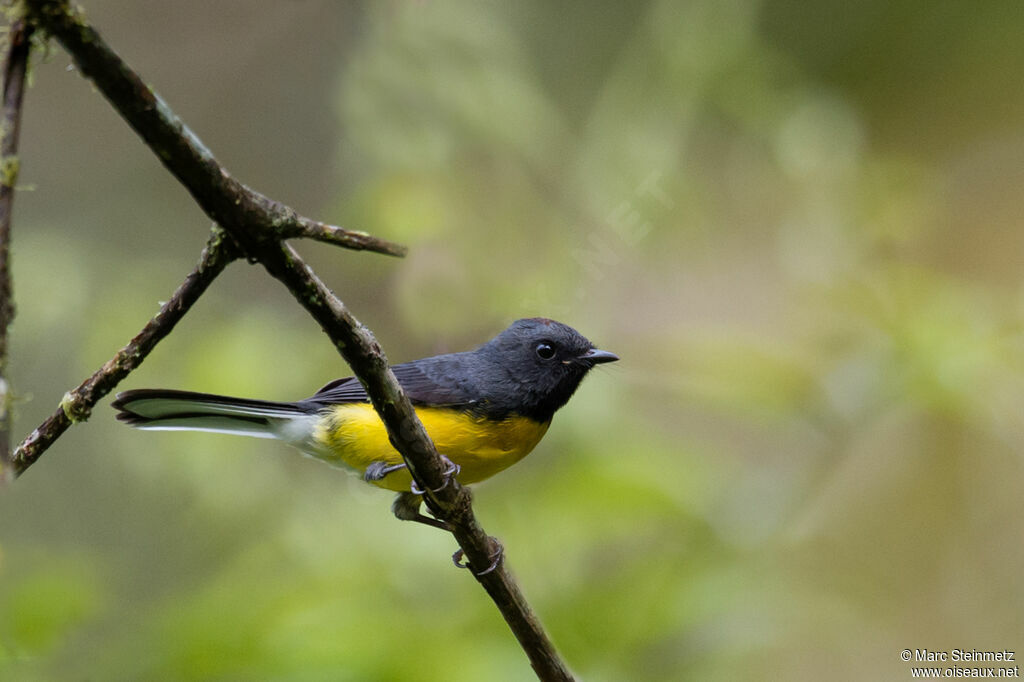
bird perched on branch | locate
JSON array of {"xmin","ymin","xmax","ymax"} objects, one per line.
[{"xmin": 113, "ymin": 318, "xmax": 617, "ymax": 529}]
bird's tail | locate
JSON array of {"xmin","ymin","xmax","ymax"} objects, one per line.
[{"xmin": 112, "ymin": 389, "xmax": 320, "ymax": 443}]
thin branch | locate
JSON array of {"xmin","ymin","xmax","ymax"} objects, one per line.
[
  {"xmin": 0, "ymin": 15, "xmax": 33, "ymax": 483},
  {"xmin": 11, "ymin": 228, "xmax": 238, "ymax": 475},
  {"xmin": 283, "ymin": 216, "xmax": 405, "ymax": 254},
  {"xmin": 22, "ymin": 2, "xmax": 575, "ymax": 679}
]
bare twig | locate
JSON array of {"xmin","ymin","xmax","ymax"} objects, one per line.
[
  {"xmin": 21, "ymin": 2, "xmax": 574, "ymax": 678},
  {"xmin": 0, "ymin": 15, "xmax": 33, "ymax": 483},
  {"xmin": 283, "ymin": 216, "xmax": 405, "ymax": 253},
  {"xmin": 11, "ymin": 227, "xmax": 238, "ymax": 475}
]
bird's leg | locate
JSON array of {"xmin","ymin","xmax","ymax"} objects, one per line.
[
  {"xmin": 367, "ymin": 463, "xmax": 449, "ymax": 529},
  {"xmin": 452, "ymin": 536, "xmax": 505, "ymax": 576},
  {"xmin": 409, "ymin": 454, "xmax": 461, "ymax": 495},
  {"xmin": 391, "ymin": 491, "xmax": 452, "ymax": 532},
  {"xmin": 365, "ymin": 454, "xmax": 459, "ymax": 492},
  {"xmin": 370, "ymin": 455, "xmax": 461, "ymax": 531},
  {"xmin": 363, "ymin": 460, "xmax": 407, "ymax": 482}
]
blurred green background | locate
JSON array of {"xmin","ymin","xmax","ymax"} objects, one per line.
[{"xmin": 3, "ymin": 1, "xmax": 1024, "ymax": 679}]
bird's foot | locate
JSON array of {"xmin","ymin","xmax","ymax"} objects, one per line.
[
  {"xmin": 452, "ymin": 536, "xmax": 504, "ymax": 576},
  {"xmin": 409, "ymin": 454, "xmax": 461, "ymax": 495}
]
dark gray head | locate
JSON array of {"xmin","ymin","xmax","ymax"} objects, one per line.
[{"xmin": 476, "ymin": 318, "xmax": 618, "ymax": 421}]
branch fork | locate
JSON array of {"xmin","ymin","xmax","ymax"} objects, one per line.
[{"xmin": 1, "ymin": 3, "xmax": 575, "ymax": 679}]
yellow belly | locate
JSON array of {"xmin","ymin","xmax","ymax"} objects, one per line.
[{"xmin": 311, "ymin": 403, "xmax": 550, "ymax": 492}]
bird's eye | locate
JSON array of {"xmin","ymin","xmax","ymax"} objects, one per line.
[{"xmin": 535, "ymin": 342, "xmax": 556, "ymax": 360}]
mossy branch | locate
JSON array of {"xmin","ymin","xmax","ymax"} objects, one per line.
[{"xmin": 0, "ymin": 13, "xmax": 33, "ymax": 483}]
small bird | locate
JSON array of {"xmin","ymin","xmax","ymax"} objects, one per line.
[{"xmin": 113, "ymin": 318, "xmax": 617, "ymax": 529}]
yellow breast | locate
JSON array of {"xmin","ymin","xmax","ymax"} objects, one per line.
[{"xmin": 311, "ymin": 403, "xmax": 550, "ymax": 492}]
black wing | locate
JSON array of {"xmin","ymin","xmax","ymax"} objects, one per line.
[{"xmin": 299, "ymin": 357, "xmax": 478, "ymax": 410}]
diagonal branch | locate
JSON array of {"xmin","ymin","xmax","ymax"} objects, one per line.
[
  {"xmin": 22, "ymin": 2, "xmax": 575, "ymax": 679},
  {"xmin": 0, "ymin": 16, "xmax": 34, "ymax": 483},
  {"xmin": 10, "ymin": 227, "xmax": 238, "ymax": 475}
]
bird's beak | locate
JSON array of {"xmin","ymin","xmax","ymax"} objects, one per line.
[{"xmin": 580, "ymin": 348, "xmax": 619, "ymax": 365}]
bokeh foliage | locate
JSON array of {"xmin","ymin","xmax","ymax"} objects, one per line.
[{"xmin": 3, "ymin": 0, "xmax": 1024, "ymax": 679}]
